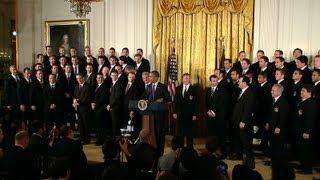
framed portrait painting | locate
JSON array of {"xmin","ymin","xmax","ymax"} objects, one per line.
[{"xmin": 45, "ymin": 19, "xmax": 89, "ymax": 57}]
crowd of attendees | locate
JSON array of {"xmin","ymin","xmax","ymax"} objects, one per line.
[{"xmin": 0, "ymin": 45, "xmax": 319, "ymax": 179}]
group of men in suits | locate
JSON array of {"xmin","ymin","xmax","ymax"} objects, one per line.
[
  {"xmin": 205, "ymin": 49, "xmax": 320, "ymax": 174},
  {"xmin": 3, "ymin": 46, "xmax": 320, "ymax": 174},
  {"xmin": 4, "ymin": 46, "xmax": 152, "ymax": 145}
]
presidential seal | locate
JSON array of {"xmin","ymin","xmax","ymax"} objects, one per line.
[{"xmin": 138, "ymin": 100, "xmax": 148, "ymax": 111}]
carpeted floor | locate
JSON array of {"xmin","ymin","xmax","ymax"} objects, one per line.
[{"xmin": 83, "ymin": 135, "xmax": 320, "ymax": 180}]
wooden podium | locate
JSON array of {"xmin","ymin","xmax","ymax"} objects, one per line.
[{"xmin": 129, "ymin": 100, "xmax": 168, "ymax": 148}]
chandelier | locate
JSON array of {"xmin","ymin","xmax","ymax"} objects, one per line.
[{"xmin": 65, "ymin": 0, "xmax": 102, "ymax": 18}]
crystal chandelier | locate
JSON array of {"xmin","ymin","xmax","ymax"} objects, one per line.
[{"xmin": 65, "ymin": 0, "xmax": 102, "ymax": 18}]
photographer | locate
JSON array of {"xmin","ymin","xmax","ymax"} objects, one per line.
[{"xmin": 119, "ymin": 129, "xmax": 156, "ymax": 178}]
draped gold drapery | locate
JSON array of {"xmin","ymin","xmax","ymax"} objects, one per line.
[{"xmin": 153, "ymin": 0, "xmax": 254, "ymax": 86}]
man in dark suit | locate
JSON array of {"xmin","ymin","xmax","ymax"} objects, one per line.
[
  {"xmin": 251, "ymin": 50, "xmax": 265, "ymax": 79},
  {"xmin": 107, "ymin": 71, "xmax": 124, "ymax": 136},
  {"xmin": 73, "ymin": 74, "xmax": 92, "ymax": 144},
  {"xmin": 205, "ymin": 75, "xmax": 227, "ymax": 153},
  {"xmin": 233, "ymin": 51, "xmax": 246, "ymax": 73},
  {"xmin": 136, "ymin": 48, "xmax": 150, "ymax": 68},
  {"xmin": 43, "ymin": 74, "xmax": 64, "ymax": 128},
  {"xmin": 71, "ymin": 55, "xmax": 85, "ymax": 75},
  {"xmin": 31, "ymin": 70, "xmax": 46, "ymax": 122},
  {"xmin": 4, "ymin": 65, "xmax": 22, "ymax": 123},
  {"xmin": 259, "ymin": 56, "xmax": 275, "ymax": 84},
  {"xmin": 312, "ymin": 69, "xmax": 320, "ymax": 106},
  {"xmin": 51, "ymin": 64, "xmax": 67, "ymax": 91},
  {"xmin": 173, "ymin": 73, "xmax": 198, "ymax": 147},
  {"xmin": 85, "ymin": 55, "xmax": 98, "ymax": 74},
  {"xmin": 290, "ymin": 69, "xmax": 303, "ymax": 111},
  {"xmin": 241, "ymin": 58, "xmax": 254, "ymax": 76},
  {"xmin": 18, "ymin": 68, "xmax": 34, "ymax": 125},
  {"xmin": 121, "ymin": 47, "xmax": 136, "ymax": 67},
  {"xmin": 97, "ymin": 47, "xmax": 110, "ymax": 68},
  {"xmin": 84, "ymin": 63, "xmax": 97, "ymax": 93},
  {"xmin": 123, "ymin": 72, "xmax": 141, "ymax": 135},
  {"xmin": 109, "ymin": 55, "xmax": 119, "ymax": 73},
  {"xmin": 254, "ymin": 72, "xmax": 272, "ymax": 150},
  {"xmin": 135, "ymin": 53, "xmax": 150, "ymax": 79},
  {"xmin": 223, "ymin": 58, "xmax": 234, "ymax": 83},
  {"xmin": 97, "ymin": 56, "xmax": 109, "ymax": 73},
  {"xmin": 295, "ymin": 85, "xmax": 317, "ymax": 174},
  {"xmin": 64, "ymin": 64, "xmax": 77, "ymax": 124},
  {"xmin": 53, "ymin": 126, "xmax": 87, "ymax": 179},
  {"xmin": 43, "ymin": 45, "xmax": 53, "ymax": 68},
  {"xmin": 267, "ymin": 84, "xmax": 289, "ymax": 163},
  {"xmin": 296, "ymin": 55, "xmax": 312, "ymax": 84},
  {"xmin": 91, "ymin": 74, "xmax": 109, "ymax": 144},
  {"xmin": 275, "ymin": 69, "xmax": 290, "ymax": 100},
  {"xmin": 6, "ymin": 131, "xmax": 34, "ymax": 179},
  {"xmin": 147, "ymin": 71, "xmax": 170, "ymax": 156},
  {"xmin": 231, "ymin": 76, "xmax": 255, "ymax": 162}
]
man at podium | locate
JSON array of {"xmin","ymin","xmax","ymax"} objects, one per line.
[{"xmin": 147, "ymin": 71, "xmax": 170, "ymax": 156}]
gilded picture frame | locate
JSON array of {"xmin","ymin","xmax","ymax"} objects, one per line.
[{"xmin": 45, "ymin": 19, "xmax": 89, "ymax": 56}]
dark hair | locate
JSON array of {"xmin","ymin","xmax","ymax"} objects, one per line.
[
  {"xmin": 109, "ymin": 55, "xmax": 118, "ymax": 61},
  {"xmin": 98, "ymin": 56, "xmax": 105, "ymax": 60},
  {"xmin": 231, "ymin": 69, "xmax": 240, "ymax": 75},
  {"xmin": 257, "ymin": 50, "xmax": 265, "ymax": 54},
  {"xmin": 59, "ymin": 56, "xmax": 66, "ymax": 60},
  {"xmin": 109, "ymin": 47, "xmax": 115, "ymax": 51},
  {"xmin": 293, "ymin": 68, "xmax": 303, "ymax": 75},
  {"xmin": 276, "ymin": 68, "xmax": 286, "ymax": 75},
  {"xmin": 34, "ymin": 63, "xmax": 43, "ymax": 67},
  {"xmin": 151, "ymin": 70, "xmax": 160, "ymax": 77},
  {"xmin": 275, "ymin": 57, "xmax": 285, "ymax": 62},
  {"xmin": 272, "ymin": 160, "xmax": 295, "ymax": 180},
  {"xmin": 293, "ymin": 48, "xmax": 303, "ymax": 55},
  {"xmin": 134, "ymin": 53, "xmax": 142, "ymax": 58},
  {"xmin": 313, "ymin": 69, "xmax": 320, "ymax": 76},
  {"xmin": 224, "ymin": 58, "xmax": 232, "ymax": 64},
  {"xmin": 102, "ymin": 136, "xmax": 119, "ymax": 161},
  {"xmin": 182, "ymin": 73, "xmax": 191, "ymax": 78},
  {"xmin": 86, "ymin": 63, "xmax": 93, "ymax": 67},
  {"xmin": 45, "ymin": 45, "xmax": 52, "ymax": 49},
  {"xmin": 297, "ymin": 55, "xmax": 308, "ymax": 65},
  {"xmin": 122, "ymin": 47, "xmax": 129, "ymax": 52},
  {"xmin": 71, "ymin": 55, "xmax": 78, "ymax": 59},
  {"xmin": 209, "ymin": 74, "xmax": 218, "ymax": 81},
  {"xmin": 240, "ymin": 75, "xmax": 250, "ymax": 85},
  {"xmin": 238, "ymin": 51, "xmax": 246, "ymax": 55},
  {"xmin": 260, "ymin": 56, "xmax": 269, "ymax": 63},
  {"xmin": 119, "ymin": 56, "xmax": 127, "ymax": 62},
  {"xmin": 302, "ymin": 84, "xmax": 313, "ymax": 93},
  {"xmin": 37, "ymin": 53, "xmax": 44, "ymax": 58},
  {"xmin": 23, "ymin": 67, "xmax": 31, "ymax": 73},
  {"xmin": 180, "ymin": 147, "xmax": 198, "ymax": 171},
  {"xmin": 242, "ymin": 58, "xmax": 251, "ymax": 65},
  {"xmin": 275, "ymin": 49, "xmax": 284, "ymax": 55},
  {"xmin": 215, "ymin": 69, "xmax": 226, "ymax": 77},
  {"xmin": 315, "ymin": 54, "xmax": 320, "ymax": 59},
  {"xmin": 258, "ymin": 72, "xmax": 268, "ymax": 78},
  {"xmin": 136, "ymin": 48, "xmax": 143, "ymax": 53}
]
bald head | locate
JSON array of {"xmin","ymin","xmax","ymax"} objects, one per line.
[{"xmin": 139, "ymin": 129, "xmax": 151, "ymax": 143}]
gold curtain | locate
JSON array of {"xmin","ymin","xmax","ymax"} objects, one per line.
[{"xmin": 153, "ymin": 0, "xmax": 254, "ymax": 87}]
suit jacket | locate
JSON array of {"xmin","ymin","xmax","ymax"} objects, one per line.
[
  {"xmin": 84, "ymin": 73, "xmax": 97, "ymax": 92},
  {"xmin": 74, "ymin": 82, "xmax": 91, "ymax": 111},
  {"xmin": 205, "ymin": 86, "xmax": 227, "ymax": 122},
  {"xmin": 118, "ymin": 73, "xmax": 128, "ymax": 87},
  {"xmin": 147, "ymin": 82, "xmax": 170, "ymax": 103},
  {"xmin": 92, "ymin": 82, "xmax": 109, "ymax": 112},
  {"xmin": 126, "ymin": 56, "xmax": 136, "ymax": 67},
  {"xmin": 174, "ymin": 85, "xmax": 199, "ymax": 117},
  {"xmin": 259, "ymin": 67, "xmax": 275, "ymax": 84},
  {"xmin": 4, "ymin": 74, "xmax": 21, "ymax": 107},
  {"xmin": 18, "ymin": 78, "xmax": 33, "ymax": 106},
  {"xmin": 123, "ymin": 82, "xmax": 140, "ymax": 114},
  {"xmin": 289, "ymin": 81, "xmax": 303, "ymax": 110},
  {"xmin": 232, "ymin": 87, "xmax": 255, "ymax": 127},
  {"xmin": 295, "ymin": 97, "xmax": 317, "ymax": 136},
  {"xmin": 28, "ymin": 133, "xmax": 50, "ymax": 156},
  {"xmin": 65, "ymin": 73, "xmax": 77, "ymax": 98},
  {"xmin": 254, "ymin": 82, "xmax": 272, "ymax": 124},
  {"xmin": 43, "ymin": 83, "xmax": 64, "ymax": 111},
  {"xmin": 313, "ymin": 83, "xmax": 320, "ymax": 106},
  {"xmin": 233, "ymin": 60, "xmax": 242, "ymax": 72},
  {"xmin": 268, "ymin": 96, "xmax": 289, "ymax": 136},
  {"xmin": 278, "ymin": 80, "xmax": 289, "ymax": 100},
  {"xmin": 109, "ymin": 80, "xmax": 124, "ymax": 109},
  {"xmin": 136, "ymin": 61, "xmax": 150, "ymax": 76},
  {"xmin": 31, "ymin": 79, "xmax": 46, "ymax": 109},
  {"xmin": 301, "ymin": 67, "xmax": 312, "ymax": 84},
  {"xmin": 55, "ymin": 73, "xmax": 68, "ymax": 91}
]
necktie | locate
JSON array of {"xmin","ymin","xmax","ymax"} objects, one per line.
[
  {"xmin": 152, "ymin": 84, "xmax": 156, "ymax": 100},
  {"xmin": 125, "ymin": 83, "xmax": 131, "ymax": 94},
  {"xmin": 211, "ymin": 87, "xmax": 215, "ymax": 96},
  {"xmin": 51, "ymin": 85, "xmax": 55, "ymax": 91},
  {"xmin": 183, "ymin": 86, "xmax": 187, "ymax": 97},
  {"xmin": 95, "ymin": 85, "xmax": 100, "ymax": 92}
]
